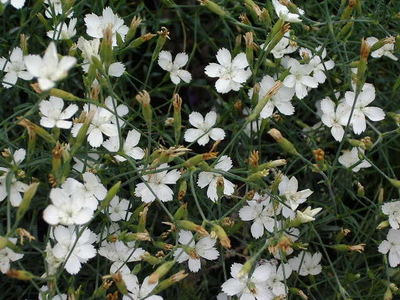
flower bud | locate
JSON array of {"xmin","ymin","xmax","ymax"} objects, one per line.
[
  {"xmin": 49, "ymin": 89, "xmax": 81, "ymax": 101},
  {"xmin": 337, "ymin": 19, "xmax": 354, "ymax": 40},
  {"xmin": 177, "ymin": 220, "xmax": 208, "ymax": 236},
  {"xmin": 340, "ymin": 0, "xmax": 356, "ymax": 20},
  {"xmin": 126, "ymin": 16, "xmax": 141, "ymax": 43},
  {"xmin": 238, "ymin": 259, "xmax": 253, "ymax": 278},
  {"xmin": 36, "ymin": 13, "xmax": 51, "ymax": 31},
  {"xmin": 17, "ymin": 182, "xmax": 39, "ymax": 221},
  {"xmin": 184, "ymin": 152, "xmax": 218, "ymax": 167},
  {"xmin": 174, "ymin": 202, "xmax": 187, "ymax": 220},
  {"xmin": 128, "ymin": 33, "xmax": 156, "ymax": 49},
  {"xmin": 20, "ymin": 34, "xmax": 29, "ymax": 56},
  {"xmin": 100, "ymin": 181, "xmax": 121, "ymax": 210},
  {"xmin": 247, "ymin": 169, "xmax": 269, "ymax": 182},
  {"xmin": 260, "ymin": 8, "xmax": 271, "ymax": 27},
  {"xmin": 141, "ymin": 252, "xmax": 162, "ymax": 265},
  {"xmin": 356, "ymin": 38, "xmax": 370, "ymax": 91},
  {"xmin": 377, "ymin": 220, "xmax": 390, "ymax": 230},
  {"xmin": 244, "ymin": 0, "xmax": 261, "ymax": 24},
  {"xmin": 152, "ymin": 27, "xmax": 170, "ymax": 62},
  {"xmin": 256, "ymin": 159, "xmax": 287, "ymax": 171},
  {"xmin": 216, "ymin": 176, "xmax": 224, "ymax": 200},
  {"xmin": 100, "ymin": 25, "xmax": 113, "ymax": 69},
  {"xmin": 289, "ymin": 288, "xmax": 308, "ymax": 299},
  {"xmin": 384, "ymin": 288, "xmax": 393, "ymax": 300},
  {"xmin": 148, "ymin": 261, "xmax": 175, "ymax": 284},
  {"xmin": 198, "ymin": 0, "xmax": 229, "ymax": 17},
  {"xmin": 268, "ymin": 128, "xmax": 298, "ymax": 155},
  {"xmin": 173, "ymin": 94, "xmax": 182, "ymax": 143},
  {"xmin": 248, "ymin": 81, "xmax": 283, "ymax": 122},
  {"xmin": 356, "ymin": 182, "xmax": 365, "ymax": 197},
  {"xmin": 71, "ymin": 109, "xmax": 95, "ymax": 157},
  {"xmin": 111, "ymin": 272, "xmax": 128, "ymax": 295},
  {"xmin": 389, "ymin": 178, "xmax": 400, "ymax": 188},
  {"xmin": 151, "ymin": 270, "xmax": 188, "ymax": 294},
  {"xmin": 177, "ymin": 181, "xmax": 187, "ymax": 202},
  {"xmin": 332, "ymin": 243, "xmax": 366, "ymax": 253},
  {"xmin": 244, "ymin": 32, "xmax": 254, "ymax": 66},
  {"xmin": 212, "ymin": 224, "xmax": 231, "ymax": 249},
  {"xmin": 153, "ymin": 240, "xmax": 173, "ymax": 251},
  {"xmin": 17, "ymin": 117, "xmax": 56, "ymax": 144},
  {"xmin": 136, "ymin": 90, "xmax": 152, "ymax": 129},
  {"xmin": 6, "ymin": 269, "xmax": 36, "ymax": 280},
  {"xmin": 92, "ymin": 279, "xmax": 113, "ymax": 298}
]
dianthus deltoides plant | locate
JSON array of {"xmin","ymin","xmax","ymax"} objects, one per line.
[{"xmin": 0, "ymin": 0, "xmax": 400, "ymax": 299}]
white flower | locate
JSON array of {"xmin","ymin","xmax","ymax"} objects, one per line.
[
  {"xmin": 47, "ymin": 18, "xmax": 77, "ymax": 40},
  {"xmin": 299, "ymin": 46, "xmax": 335, "ymax": 84},
  {"xmin": 107, "ymin": 196, "xmax": 132, "ymax": 221},
  {"xmin": 122, "ymin": 273, "xmax": 163, "ymax": 300},
  {"xmin": 184, "ymin": 111, "xmax": 225, "ymax": 146},
  {"xmin": 278, "ymin": 176, "xmax": 313, "ymax": 219},
  {"xmin": 103, "ymin": 129, "xmax": 144, "ymax": 162},
  {"xmin": 205, "ymin": 48, "xmax": 251, "ymax": 94},
  {"xmin": 51, "ymin": 225, "xmax": 97, "ymax": 275},
  {"xmin": 77, "ymin": 37, "xmax": 101, "ymax": 64},
  {"xmin": 0, "ymin": 149, "xmax": 28, "ymax": 207},
  {"xmin": 340, "ymin": 83, "xmax": 385, "ymax": 134},
  {"xmin": 295, "ymin": 206, "xmax": 322, "ymax": 223},
  {"xmin": 43, "ymin": 187, "xmax": 94, "ymax": 225},
  {"xmin": 266, "ymin": 262, "xmax": 292, "ymax": 297},
  {"xmin": 320, "ymin": 97, "xmax": 347, "ymax": 141},
  {"xmin": 0, "ymin": 47, "xmax": 33, "ymax": 88},
  {"xmin": 382, "ymin": 201, "xmax": 400, "ymax": 229},
  {"xmin": 61, "ymin": 172, "xmax": 107, "ymax": 210},
  {"xmin": 99, "ymin": 240, "xmax": 145, "ymax": 274},
  {"xmin": 71, "ymin": 104, "xmax": 119, "ymax": 148},
  {"xmin": 84, "ymin": 7, "xmax": 129, "ymax": 46},
  {"xmin": 0, "ymin": 238, "xmax": 24, "ymax": 274},
  {"xmin": 0, "ymin": 0, "xmax": 25, "ymax": 9},
  {"xmin": 221, "ymin": 263, "xmax": 273, "ymax": 300},
  {"xmin": 239, "ymin": 193, "xmax": 282, "ymax": 239},
  {"xmin": 289, "ymin": 251, "xmax": 322, "ymax": 276},
  {"xmin": 338, "ymin": 147, "xmax": 371, "ymax": 173},
  {"xmin": 263, "ymin": 32, "xmax": 297, "ymax": 59},
  {"xmin": 272, "ymin": 0, "xmax": 304, "ymax": 23},
  {"xmin": 282, "ymin": 57, "xmax": 318, "ymax": 99},
  {"xmin": 24, "ymin": 42, "xmax": 76, "ymax": 91},
  {"xmin": 248, "ymin": 75, "xmax": 295, "ymax": 119},
  {"xmin": 378, "ymin": 229, "xmax": 400, "ymax": 267},
  {"xmin": 197, "ymin": 155, "xmax": 235, "ymax": 202},
  {"xmin": 39, "ymin": 96, "xmax": 78, "ymax": 129},
  {"xmin": 366, "ymin": 37, "xmax": 398, "ymax": 61},
  {"xmin": 44, "ymin": 0, "xmax": 72, "ymax": 18},
  {"xmin": 134, "ymin": 163, "xmax": 181, "ymax": 203},
  {"xmin": 173, "ymin": 230, "xmax": 219, "ymax": 272},
  {"xmin": 158, "ymin": 51, "xmax": 192, "ymax": 84}
]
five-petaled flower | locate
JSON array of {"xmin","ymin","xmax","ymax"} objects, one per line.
[
  {"xmin": 24, "ymin": 42, "xmax": 76, "ymax": 91},
  {"xmin": 184, "ymin": 111, "xmax": 225, "ymax": 146},
  {"xmin": 173, "ymin": 230, "xmax": 219, "ymax": 272},
  {"xmin": 158, "ymin": 51, "xmax": 192, "ymax": 84},
  {"xmin": 39, "ymin": 96, "xmax": 78, "ymax": 129},
  {"xmin": 135, "ymin": 163, "xmax": 181, "ymax": 203},
  {"xmin": 205, "ymin": 48, "xmax": 251, "ymax": 94},
  {"xmin": 0, "ymin": 47, "xmax": 33, "ymax": 88}
]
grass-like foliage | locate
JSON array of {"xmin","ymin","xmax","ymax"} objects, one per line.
[{"xmin": 0, "ymin": 0, "xmax": 400, "ymax": 299}]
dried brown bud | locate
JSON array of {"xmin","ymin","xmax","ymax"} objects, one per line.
[
  {"xmin": 136, "ymin": 90, "xmax": 151, "ymax": 106},
  {"xmin": 16, "ymin": 228, "xmax": 35, "ymax": 245},
  {"xmin": 249, "ymin": 150, "xmax": 259, "ymax": 168},
  {"xmin": 157, "ymin": 26, "xmax": 170, "ymax": 39},
  {"xmin": 234, "ymin": 100, "xmax": 243, "ymax": 111},
  {"xmin": 313, "ymin": 148, "xmax": 325, "ymax": 162},
  {"xmin": 360, "ymin": 38, "xmax": 371, "ymax": 62},
  {"xmin": 244, "ymin": 32, "xmax": 254, "ymax": 47}
]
